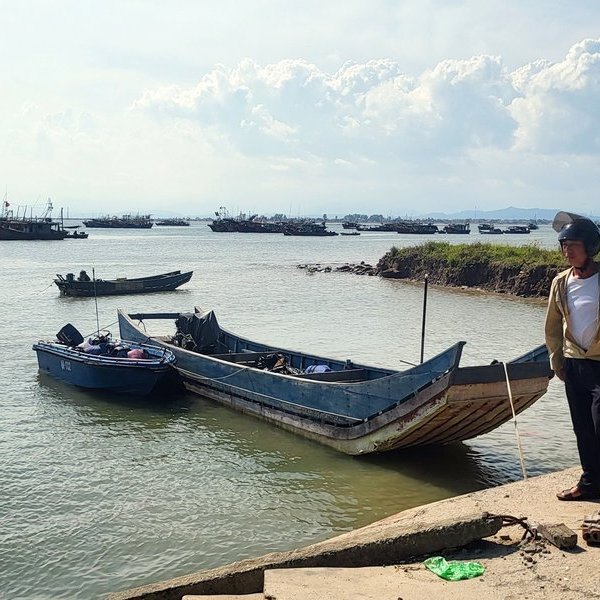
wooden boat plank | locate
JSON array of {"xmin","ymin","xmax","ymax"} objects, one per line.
[
  {"xmin": 393, "ymin": 378, "xmax": 546, "ymax": 447},
  {"xmin": 395, "ymin": 389, "xmax": 542, "ymax": 448},
  {"xmin": 436, "ymin": 392, "xmax": 541, "ymax": 444}
]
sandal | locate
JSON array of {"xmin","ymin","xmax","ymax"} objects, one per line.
[{"xmin": 557, "ymin": 486, "xmax": 600, "ymax": 501}]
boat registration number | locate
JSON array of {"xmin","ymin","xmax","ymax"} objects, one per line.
[{"xmin": 60, "ymin": 360, "xmax": 72, "ymax": 371}]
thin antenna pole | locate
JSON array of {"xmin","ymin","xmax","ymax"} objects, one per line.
[
  {"xmin": 502, "ymin": 361, "xmax": 528, "ymax": 480},
  {"xmin": 92, "ymin": 268, "xmax": 100, "ymax": 336},
  {"xmin": 420, "ymin": 274, "xmax": 429, "ymax": 364}
]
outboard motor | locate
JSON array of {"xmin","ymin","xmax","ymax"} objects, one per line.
[{"xmin": 56, "ymin": 323, "xmax": 84, "ymax": 347}]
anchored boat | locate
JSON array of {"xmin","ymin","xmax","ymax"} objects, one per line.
[
  {"xmin": 33, "ymin": 324, "xmax": 176, "ymax": 395},
  {"xmin": 0, "ymin": 199, "xmax": 68, "ymax": 241},
  {"xmin": 118, "ymin": 308, "xmax": 552, "ymax": 455},
  {"xmin": 54, "ymin": 270, "xmax": 193, "ymax": 297}
]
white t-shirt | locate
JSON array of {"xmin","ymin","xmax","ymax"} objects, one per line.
[{"xmin": 567, "ymin": 272, "xmax": 599, "ymax": 351}]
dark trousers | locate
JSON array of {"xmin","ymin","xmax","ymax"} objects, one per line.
[{"xmin": 564, "ymin": 358, "xmax": 600, "ymax": 492}]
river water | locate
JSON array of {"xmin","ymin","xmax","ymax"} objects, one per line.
[{"xmin": 0, "ymin": 223, "xmax": 576, "ymax": 599}]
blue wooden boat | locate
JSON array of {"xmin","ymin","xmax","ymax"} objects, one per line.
[
  {"xmin": 118, "ymin": 308, "xmax": 552, "ymax": 454},
  {"xmin": 33, "ymin": 325, "xmax": 176, "ymax": 395},
  {"xmin": 54, "ymin": 270, "xmax": 193, "ymax": 297}
]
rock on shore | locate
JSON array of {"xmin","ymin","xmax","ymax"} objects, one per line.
[{"xmin": 297, "ymin": 262, "xmax": 377, "ymax": 276}]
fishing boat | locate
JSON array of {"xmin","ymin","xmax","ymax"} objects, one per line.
[
  {"xmin": 0, "ymin": 199, "xmax": 68, "ymax": 241},
  {"xmin": 283, "ymin": 221, "xmax": 338, "ymax": 236},
  {"xmin": 33, "ymin": 324, "xmax": 175, "ymax": 395},
  {"xmin": 83, "ymin": 214, "xmax": 153, "ymax": 228},
  {"xmin": 340, "ymin": 231, "xmax": 361, "ymax": 236},
  {"xmin": 118, "ymin": 308, "xmax": 552, "ymax": 455},
  {"xmin": 356, "ymin": 222, "xmax": 402, "ymax": 232},
  {"xmin": 443, "ymin": 223, "xmax": 471, "ymax": 234},
  {"xmin": 397, "ymin": 222, "xmax": 439, "ymax": 234},
  {"xmin": 478, "ymin": 224, "xmax": 503, "ymax": 235},
  {"xmin": 504, "ymin": 225, "xmax": 531, "ymax": 234},
  {"xmin": 155, "ymin": 218, "xmax": 190, "ymax": 226},
  {"xmin": 54, "ymin": 270, "xmax": 193, "ymax": 297},
  {"xmin": 208, "ymin": 207, "xmax": 240, "ymax": 232}
]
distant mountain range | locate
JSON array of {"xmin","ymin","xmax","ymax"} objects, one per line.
[{"xmin": 419, "ymin": 207, "xmax": 562, "ymax": 220}]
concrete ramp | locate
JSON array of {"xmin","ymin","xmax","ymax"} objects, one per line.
[{"xmin": 263, "ymin": 566, "xmax": 503, "ymax": 600}]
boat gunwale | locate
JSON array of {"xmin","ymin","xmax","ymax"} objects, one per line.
[
  {"xmin": 118, "ymin": 309, "xmax": 465, "ymax": 386},
  {"xmin": 32, "ymin": 340, "xmax": 175, "ymax": 370}
]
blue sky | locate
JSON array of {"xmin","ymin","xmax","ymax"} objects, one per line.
[{"xmin": 2, "ymin": 1, "xmax": 600, "ymax": 216}]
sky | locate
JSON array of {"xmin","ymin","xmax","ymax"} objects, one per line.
[{"xmin": 2, "ymin": 1, "xmax": 600, "ymax": 217}]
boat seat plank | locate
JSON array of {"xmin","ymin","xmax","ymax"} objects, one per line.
[
  {"xmin": 295, "ymin": 369, "xmax": 367, "ymax": 382},
  {"xmin": 211, "ymin": 351, "xmax": 278, "ymax": 363}
]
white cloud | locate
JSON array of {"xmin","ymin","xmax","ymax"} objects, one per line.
[
  {"xmin": 510, "ymin": 38, "xmax": 600, "ymax": 154},
  {"xmin": 133, "ymin": 39, "xmax": 600, "ymax": 166}
]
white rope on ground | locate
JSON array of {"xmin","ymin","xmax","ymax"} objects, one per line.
[{"xmin": 502, "ymin": 361, "xmax": 528, "ymax": 480}]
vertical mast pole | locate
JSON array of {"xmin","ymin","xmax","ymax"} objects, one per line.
[{"xmin": 420, "ymin": 274, "xmax": 429, "ymax": 364}]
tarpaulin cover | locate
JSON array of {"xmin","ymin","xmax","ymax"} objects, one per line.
[{"xmin": 175, "ymin": 310, "xmax": 220, "ymax": 352}]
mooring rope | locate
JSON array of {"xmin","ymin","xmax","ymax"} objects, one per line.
[{"xmin": 502, "ymin": 361, "xmax": 528, "ymax": 480}]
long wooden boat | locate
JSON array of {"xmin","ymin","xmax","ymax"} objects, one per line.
[
  {"xmin": 118, "ymin": 308, "xmax": 552, "ymax": 455},
  {"xmin": 54, "ymin": 270, "xmax": 193, "ymax": 297},
  {"xmin": 33, "ymin": 325, "xmax": 176, "ymax": 395}
]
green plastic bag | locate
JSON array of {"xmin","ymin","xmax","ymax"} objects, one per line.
[{"xmin": 423, "ymin": 556, "xmax": 485, "ymax": 581}]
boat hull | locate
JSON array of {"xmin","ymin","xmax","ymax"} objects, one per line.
[
  {"xmin": 0, "ymin": 225, "xmax": 67, "ymax": 240},
  {"xmin": 54, "ymin": 270, "xmax": 193, "ymax": 297},
  {"xmin": 118, "ymin": 310, "xmax": 552, "ymax": 454},
  {"xmin": 33, "ymin": 342, "xmax": 174, "ymax": 395}
]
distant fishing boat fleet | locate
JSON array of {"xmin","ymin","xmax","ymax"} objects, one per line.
[{"xmin": 1, "ymin": 198, "xmax": 543, "ymax": 241}]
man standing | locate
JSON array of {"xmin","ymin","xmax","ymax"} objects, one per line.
[{"xmin": 545, "ymin": 212, "xmax": 600, "ymax": 501}]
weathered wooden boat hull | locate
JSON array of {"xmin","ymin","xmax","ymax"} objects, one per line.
[
  {"xmin": 54, "ymin": 270, "xmax": 193, "ymax": 297},
  {"xmin": 118, "ymin": 310, "xmax": 551, "ymax": 454},
  {"xmin": 33, "ymin": 342, "xmax": 175, "ymax": 395}
]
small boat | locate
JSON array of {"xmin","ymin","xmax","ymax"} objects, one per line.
[
  {"xmin": 118, "ymin": 308, "xmax": 552, "ymax": 455},
  {"xmin": 33, "ymin": 324, "xmax": 175, "ymax": 395},
  {"xmin": 65, "ymin": 231, "xmax": 89, "ymax": 239},
  {"xmin": 504, "ymin": 226, "xmax": 531, "ymax": 234},
  {"xmin": 340, "ymin": 231, "xmax": 361, "ymax": 236},
  {"xmin": 54, "ymin": 270, "xmax": 193, "ymax": 297},
  {"xmin": 478, "ymin": 224, "xmax": 503, "ymax": 235},
  {"xmin": 342, "ymin": 221, "xmax": 359, "ymax": 229}
]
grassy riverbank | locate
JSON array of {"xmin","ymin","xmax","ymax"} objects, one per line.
[{"xmin": 377, "ymin": 242, "xmax": 565, "ymax": 297}]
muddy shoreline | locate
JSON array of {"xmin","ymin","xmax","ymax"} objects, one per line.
[{"xmin": 298, "ymin": 252, "xmax": 563, "ymax": 298}]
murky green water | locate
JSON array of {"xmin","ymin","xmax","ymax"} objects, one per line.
[{"xmin": 0, "ymin": 223, "xmax": 576, "ymax": 599}]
